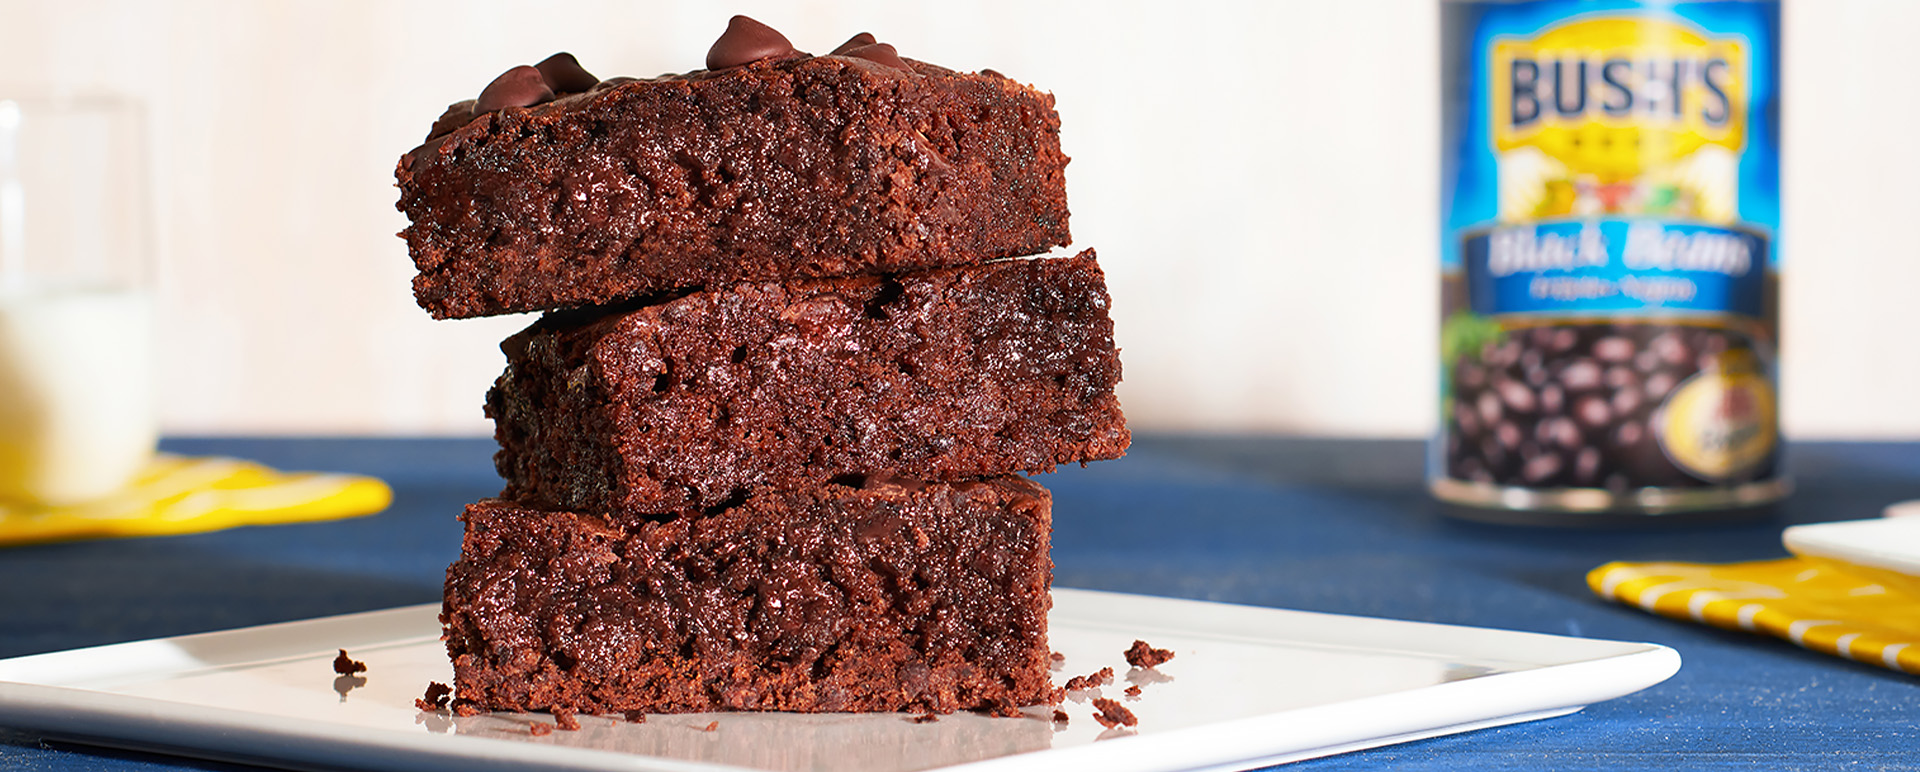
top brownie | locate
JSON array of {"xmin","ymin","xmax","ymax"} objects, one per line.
[{"xmin": 395, "ymin": 19, "xmax": 1071, "ymax": 319}]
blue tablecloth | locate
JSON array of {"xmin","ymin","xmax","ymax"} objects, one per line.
[{"xmin": 1, "ymin": 436, "xmax": 1915, "ymax": 770}]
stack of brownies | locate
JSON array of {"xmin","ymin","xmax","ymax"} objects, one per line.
[{"xmin": 394, "ymin": 17, "xmax": 1128, "ymax": 717}]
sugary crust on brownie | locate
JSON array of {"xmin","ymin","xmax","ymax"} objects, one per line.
[
  {"xmin": 441, "ymin": 477, "xmax": 1053, "ymax": 714},
  {"xmin": 396, "ymin": 54, "xmax": 1070, "ymax": 319},
  {"xmin": 487, "ymin": 251, "xmax": 1128, "ymax": 518}
]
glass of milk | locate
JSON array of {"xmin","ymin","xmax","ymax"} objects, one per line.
[{"xmin": 0, "ymin": 95, "xmax": 156, "ymax": 506}]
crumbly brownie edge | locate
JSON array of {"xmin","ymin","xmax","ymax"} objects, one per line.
[
  {"xmin": 397, "ymin": 54, "xmax": 1069, "ymax": 319},
  {"xmin": 489, "ymin": 251, "xmax": 1128, "ymax": 517},
  {"xmin": 442, "ymin": 477, "xmax": 1053, "ymax": 715}
]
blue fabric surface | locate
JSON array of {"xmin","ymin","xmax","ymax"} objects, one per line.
[{"xmin": 0, "ymin": 436, "xmax": 1915, "ymax": 770}]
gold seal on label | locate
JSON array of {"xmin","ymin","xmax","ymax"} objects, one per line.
[{"xmin": 1656, "ymin": 367, "xmax": 1777, "ymax": 481}]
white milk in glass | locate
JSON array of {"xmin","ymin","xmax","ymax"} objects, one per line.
[
  {"xmin": 0, "ymin": 96, "xmax": 157, "ymax": 506},
  {"xmin": 0, "ymin": 287, "xmax": 155, "ymax": 504}
]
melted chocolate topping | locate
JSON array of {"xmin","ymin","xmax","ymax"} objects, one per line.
[
  {"xmin": 474, "ymin": 65, "xmax": 554, "ymax": 114},
  {"xmin": 535, "ymin": 52, "xmax": 599, "ymax": 93},
  {"xmin": 830, "ymin": 32, "xmax": 878, "ymax": 55},
  {"xmin": 839, "ymin": 42, "xmax": 909, "ymax": 71},
  {"xmin": 706, "ymin": 15, "xmax": 797, "ymax": 70}
]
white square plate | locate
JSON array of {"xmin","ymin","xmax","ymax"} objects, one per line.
[
  {"xmin": 0, "ymin": 589, "xmax": 1678, "ymax": 772},
  {"xmin": 1783, "ymin": 515, "xmax": 1920, "ymax": 597}
]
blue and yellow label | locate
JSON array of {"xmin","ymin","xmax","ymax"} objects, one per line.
[
  {"xmin": 1493, "ymin": 17, "xmax": 1749, "ymax": 197},
  {"xmin": 1443, "ymin": 0, "xmax": 1780, "ymax": 294},
  {"xmin": 1437, "ymin": 0, "xmax": 1782, "ymax": 497}
]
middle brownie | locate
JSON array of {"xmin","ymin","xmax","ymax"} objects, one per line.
[{"xmin": 489, "ymin": 249, "xmax": 1128, "ymax": 517}]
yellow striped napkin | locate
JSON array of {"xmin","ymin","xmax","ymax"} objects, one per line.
[
  {"xmin": 1590, "ymin": 559, "xmax": 1920, "ymax": 676},
  {"xmin": 0, "ymin": 454, "xmax": 392, "ymax": 547}
]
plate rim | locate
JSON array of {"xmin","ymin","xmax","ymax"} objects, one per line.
[
  {"xmin": 0, "ymin": 588, "xmax": 1682, "ymax": 772},
  {"xmin": 1782, "ymin": 518, "xmax": 1920, "ymax": 576}
]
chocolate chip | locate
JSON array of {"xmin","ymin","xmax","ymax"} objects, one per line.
[
  {"xmin": 535, "ymin": 52, "xmax": 598, "ymax": 93},
  {"xmin": 842, "ymin": 42, "xmax": 910, "ymax": 71},
  {"xmin": 425, "ymin": 100, "xmax": 477, "ymax": 141},
  {"xmin": 475, "ymin": 65, "xmax": 554, "ymax": 114},
  {"xmin": 707, "ymin": 15, "xmax": 797, "ymax": 70},
  {"xmin": 831, "ymin": 32, "xmax": 877, "ymax": 55}
]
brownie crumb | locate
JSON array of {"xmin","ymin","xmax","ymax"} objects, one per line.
[
  {"xmin": 530, "ymin": 722, "xmax": 555, "ymax": 736},
  {"xmin": 332, "ymin": 649, "xmax": 367, "ymax": 675},
  {"xmin": 975, "ymin": 698, "xmax": 1023, "ymax": 718},
  {"xmin": 415, "ymin": 681, "xmax": 453, "ymax": 711},
  {"xmin": 1063, "ymin": 666, "xmax": 1115, "ymax": 691},
  {"xmin": 1050, "ymin": 652, "xmax": 1065, "ymax": 662},
  {"xmin": 1124, "ymin": 640, "xmax": 1175, "ymax": 669},
  {"xmin": 623, "ymin": 711, "xmax": 647, "ymax": 723},
  {"xmin": 452, "ymin": 701, "xmax": 482, "ymax": 717},
  {"xmin": 699, "ymin": 720, "xmax": 719, "ymax": 732},
  {"xmin": 1051, "ymin": 709, "xmax": 1069, "ymax": 724},
  {"xmin": 910, "ymin": 713, "xmax": 940, "ymax": 724},
  {"xmin": 1092, "ymin": 697, "xmax": 1137, "ymax": 728},
  {"xmin": 553, "ymin": 708, "xmax": 581, "ymax": 731},
  {"xmin": 1124, "ymin": 684, "xmax": 1142, "ymax": 698}
]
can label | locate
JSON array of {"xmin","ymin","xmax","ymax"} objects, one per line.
[{"xmin": 1437, "ymin": 1, "xmax": 1782, "ymax": 510}]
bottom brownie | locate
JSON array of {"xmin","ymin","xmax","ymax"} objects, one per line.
[{"xmin": 442, "ymin": 476, "xmax": 1053, "ymax": 715}]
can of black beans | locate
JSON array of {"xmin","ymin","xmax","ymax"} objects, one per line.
[{"xmin": 1434, "ymin": 0, "xmax": 1786, "ymax": 520}]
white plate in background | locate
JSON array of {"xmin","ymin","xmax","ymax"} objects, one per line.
[
  {"xmin": 1784, "ymin": 515, "xmax": 1920, "ymax": 597},
  {"xmin": 0, "ymin": 589, "xmax": 1680, "ymax": 772}
]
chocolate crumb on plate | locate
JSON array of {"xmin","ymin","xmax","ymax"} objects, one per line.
[
  {"xmin": 910, "ymin": 713, "xmax": 940, "ymax": 724},
  {"xmin": 1051, "ymin": 709, "xmax": 1069, "ymax": 724},
  {"xmin": 1092, "ymin": 697, "xmax": 1138, "ymax": 729},
  {"xmin": 1124, "ymin": 684, "xmax": 1142, "ymax": 698},
  {"xmin": 553, "ymin": 708, "xmax": 581, "ymax": 731},
  {"xmin": 699, "ymin": 720, "xmax": 719, "ymax": 732},
  {"xmin": 1063, "ymin": 666, "xmax": 1114, "ymax": 692},
  {"xmin": 415, "ymin": 681, "xmax": 452, "ymax": 711},
  {"xmin": 530, "ymin": 722, "xmax": 554, "ymax": 737},
  {"xmin": 1124, "ymin": 640, "xmax": 1175, "ymax": 669},
  {"xmin": 332, "ymin": 649, "xmax": 367, "ymax": 675}
]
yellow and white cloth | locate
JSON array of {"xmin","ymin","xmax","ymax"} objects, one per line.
[
  {"xmin": 0, "ymin": 454, "xmax": 392, "ymax": 547},
  {"xmin": 1590, "ymin": 558, "xmax": 1920, "ymax": 676}
]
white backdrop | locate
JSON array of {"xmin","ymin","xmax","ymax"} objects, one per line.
[{"xmin": 0, "ymin": 0, "xmax": 1910, "ymax": 438}]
